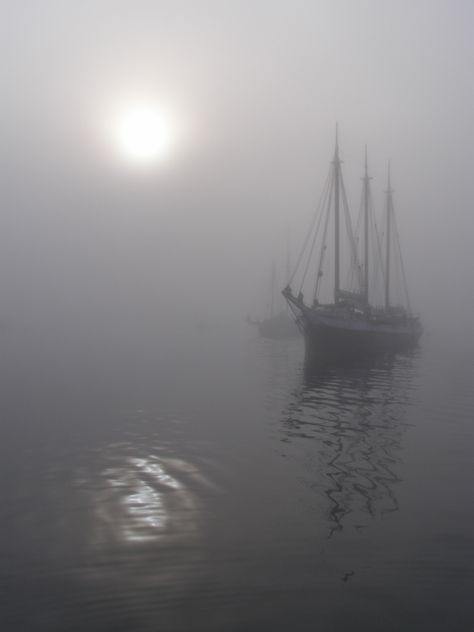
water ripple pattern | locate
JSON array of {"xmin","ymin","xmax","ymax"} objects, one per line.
[{"xmin": 280, "ymin": 353, "xmax": 420, "ymax": 534}]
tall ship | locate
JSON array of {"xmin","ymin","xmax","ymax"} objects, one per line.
[{"xmin": 283, "ymin": 132, "xmax": 422, "ymax": 361}]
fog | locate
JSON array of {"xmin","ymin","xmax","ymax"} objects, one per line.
[
  {"xmin": 3, "ymin": 6, "xmax": 474, "ymax": 631},
  {"xmin": 2, "ymin": 0, "xmax": 473, "ymax": 352}
]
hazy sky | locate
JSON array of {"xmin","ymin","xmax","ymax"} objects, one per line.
[{"xmin": 1, "ymin": 0, "xmax": 473, "ymax": 342}]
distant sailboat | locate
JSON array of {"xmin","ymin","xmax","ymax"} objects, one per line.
[
  {"xmin": 250, "ymin": 259, "xmax": 300, "ymax": 340},
  {"xmin": 283, "ymin": 131, "xmax": 422, "ymax": 361}
]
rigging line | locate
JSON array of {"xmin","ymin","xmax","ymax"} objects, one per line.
[
  {"xmin": 347, "ymin": 189, "xmax": 364, "ymax": 291},
  {"xmin": 395, "ymin": 250, "xmax": 402, "ymax": 306},
  {"xmin": 392, "ymin": 218, "xmax": 402, "ymax": 305},
  {"xmin": 370, "ymin": 213, "xmax": 380, "ymax": 298},
  {"xmin": 313, "ymin": 173, "xmax": 334, "ymax": 301},
  {"xmin": 373, "ymin": 201, "xmax": 385, "ymax": 292},
  {"xmin": 371, "ymin": 218, "xmax": 382, "ymax": 301},
  {"xmin": 393, "ymin": 212, "xmax": 412, "ymax": 314},
  {"xmin": 369, "ymin": 193, "xmax": 384, "ymax": 301},
  {"xmin": 379, "ymin": 212, "xmax": 387, "ymax": 289},
  {"xmin": 285, "ymin": 226, "xmax": 291, "ymax": 285},
  {"xmin": 288, "ymin": 169, "xmax": 332, "ymax": 287},
  {"xmin": 364, "ymin": 180, "xmax": 375, "ymax": 295},
  {"xmin": 368, "ymin": 189, "xmax": 377, "ymax": 291},
  {"xmin": 300, "ymin": 169, "xmax": 333, "ymax": 295},
  {"xmin": 368, "ymin": 205, "xmax": 376, "ymax": 297},
  {"xmin": 340, "ymin": 176, "xmax": 363, "ymax": 291},
  {"xmin": 342, "ymin": 177, "xmax": 361, "ymax": 282}
]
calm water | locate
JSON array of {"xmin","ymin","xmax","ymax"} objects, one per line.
[{"xmin": 1, "ymin": 326, "xmax": 473, "ymax": 631}]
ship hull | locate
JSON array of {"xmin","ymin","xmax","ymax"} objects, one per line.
[
  {"xmin": 303, "ymin": 318, "xmax": 421, "ymax": 365},
  {"xmin": 285, "ymin": 295, "xmax": 422, "ymax": 364}
]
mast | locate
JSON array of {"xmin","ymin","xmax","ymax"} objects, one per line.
[
  {"xmin": 385, "ymin": 163, "xmax": 392, "ymax": 311},
  {"xmin": 363, "ymin": 146, "xmax": 371, "ymax": 307},
  {"xmin": 333, "ymin": 125, "xmax": 341, "ymax": 303}
]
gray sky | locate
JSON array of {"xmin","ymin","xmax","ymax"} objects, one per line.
[{"xmin": 1, "ymin": 0, "xmax": 473, "ymax": 342}]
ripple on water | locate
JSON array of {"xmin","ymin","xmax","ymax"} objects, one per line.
[{"xmin": 279, "ymin": 352, "xmax": 420, "ymax": 533}]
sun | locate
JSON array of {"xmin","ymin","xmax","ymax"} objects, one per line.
[{"xmin": 113, "ymin": 104, "xmax": 174, "ymax": 164}]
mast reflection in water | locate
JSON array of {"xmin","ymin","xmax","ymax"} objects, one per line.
[{"xmin": 281, "ymin": 352, "xmax": 418, "ymax": 536}]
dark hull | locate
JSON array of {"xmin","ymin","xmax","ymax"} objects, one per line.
[
  {"xmin": 303, "ymin": 318, "xmax": 421, "ymax": 366},
  {"xmin": 283, "ymin": 290, "xmax": 422, "ymax": 365}
]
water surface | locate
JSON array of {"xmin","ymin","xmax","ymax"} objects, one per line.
[{"xmin": 1, "ymin": 328, "xmax": 473, "ymax": 631}]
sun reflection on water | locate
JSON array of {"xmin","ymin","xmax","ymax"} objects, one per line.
[{"xmin": 88, "ymin": 451, "xmax": 207, "ymax": 550}]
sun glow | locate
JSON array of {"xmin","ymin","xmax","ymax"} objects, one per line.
[{"xmin": 113, "ymin": 104, "xmax": 175, "ymax": 164}]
